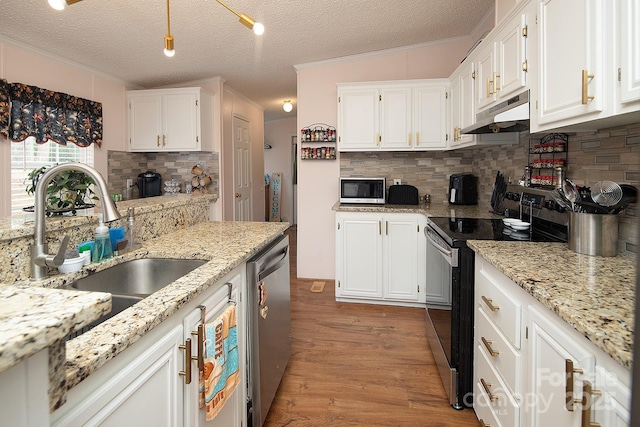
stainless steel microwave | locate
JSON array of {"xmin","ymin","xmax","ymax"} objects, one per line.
[{"xmin": 339, "ymin": 177, "xmax": 386, "ymax": 204}]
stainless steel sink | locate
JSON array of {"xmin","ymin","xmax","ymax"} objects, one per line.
[
  {"xmin": 70, "ymin": 258, "xmax": 207, "ymax": 297},
  {"xmin": 64, "ymin": 258, "xmax": 207, "ymax": 339}
]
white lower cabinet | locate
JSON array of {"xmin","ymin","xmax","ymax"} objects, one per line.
[
  {"xmin": 474, "ymin": 255, "xmax": 631, "ymax": 427},
  {"xmin": 51, "ymin": 266, "xmax": 246, "ymax": 427},
  {"xmin": 335, "ymin": 212, "xmax": 426, "ymax": 306},
  {"xmin": 0, "ymin": 349, "xmax": 49, "ymax": 427}
]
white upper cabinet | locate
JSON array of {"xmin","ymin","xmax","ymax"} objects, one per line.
[
  {"xmin": 413, "ymin": 84, "xmax": 448, "ymax": 149},
  {"xmin": 337, "ymin": 80, "xmax": 449, "ymax": 152},
  {"xmin": 450, "ymin": 60, "xmax": 478, "ymax": 148},
  {"xmin": 127, "ymin": 87, "xmax": 213, "ymax": 152},
  {"xmin": 535, "ymin": 0, "xmax": 605, "ymax": 127},
  {"xmin": 616, "ymin": 0, "xmax": 640, "ymax": 114},
  {"xmin": 476, "ymin": 6, "xmax": 530, "ymax": 111},
  {"xmin": 336, "ymin": 87, "xmax": 380, "ymax": 150}
]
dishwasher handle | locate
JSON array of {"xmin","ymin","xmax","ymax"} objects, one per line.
[{"xmin": 257, "ymin": 246, "xmax": 289, "ymax": 282}]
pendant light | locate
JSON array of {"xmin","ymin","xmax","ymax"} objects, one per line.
[
  {"xmin": 164, "ymin": 0, "xmax": 175, "ymax": 57},
  {"xmin": 215, "ymin": 0, "xmax": 264, "ymax": 35}
]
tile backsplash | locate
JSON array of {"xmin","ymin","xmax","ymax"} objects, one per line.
[
  {"xmin": 107, "ymin": 151, "xmax": 219, "ymax": 197},
  {"xmin": 340, "ymin": 123, "xmax": 639, "ymax": 254}
]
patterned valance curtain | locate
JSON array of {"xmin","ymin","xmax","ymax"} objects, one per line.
[{"xmin": 0, "ymin": 78, "xmax": 102, "ymax": 147}]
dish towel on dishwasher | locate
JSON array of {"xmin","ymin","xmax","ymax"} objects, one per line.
[{"xmin": 199, "ymin": 304, "xmax": 240, "ymax": 420}]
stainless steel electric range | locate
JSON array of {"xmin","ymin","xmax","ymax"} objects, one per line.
[{"xmin": 424, "ymin": 185, "xmax": 569, "ymax": 409}]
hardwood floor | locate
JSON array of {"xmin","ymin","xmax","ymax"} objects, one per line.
[{"xmin": 264, "ymin": 227, "xmax": 480, "ymax": 427}]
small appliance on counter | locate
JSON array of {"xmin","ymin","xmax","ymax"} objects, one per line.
[
  {"xmin": 339, "ymin": 177, "xmax": 386, "ymax": 205},
  {"xmin": 387, "ymin": 184, "xmax": 419, "ymax": 205},
  {"xmin": 448, "ymin": 173, "xmax": 478, "ymax": 205},
  {"xmin": 137, "ymin": 170, "xmax": 162, "ymax": 198}
]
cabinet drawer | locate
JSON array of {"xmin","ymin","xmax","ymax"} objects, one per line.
[
  {"xmin": 477, "ymin": 265, "xmax": 522, "ymax": 349},
  {"xmin": 476, "ymin": 307, "xmax": 521, "ymax": 395},
  {"xmin": 475, "ymin": 346, "xmax": 520, "ymax": 427},
  {"xmin": 474, "ymin": 383, "xmax": 503, "ymax": 427}
]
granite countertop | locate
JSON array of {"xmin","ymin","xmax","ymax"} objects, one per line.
[
  {"xmin": 332, "ymin": 201, "xmax": 502, "ymax": 219},
  {"xmin": 0, "ymin": 193, "xmax": 218, "ymax": 241},
  {"xmin": 468, "ymin": 240, "xmax": 636, "ymax": 370},
  {"xmin": 0, "ymin": 220, "xmax": 288, "ymax": 408},
  {"xmin": 0, "ymin": 286, "xmax": 111, "ymax": 373}
]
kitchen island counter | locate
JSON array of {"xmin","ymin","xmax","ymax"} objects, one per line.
[
  {"xmin": 467, "ymin": 240, "xmax": 635, "ymax": 370},
  {"xmin": 0, "ymin": 220, "xmax": 288, "ymax": 412}
]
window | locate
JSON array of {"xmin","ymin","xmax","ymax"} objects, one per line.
[{"xmin": 10, "ymin": 137, "xmax": 94, "ymax": 215}]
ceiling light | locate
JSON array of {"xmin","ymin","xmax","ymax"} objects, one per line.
[
  {"xmin": 283, "ymin": 100, "xmax": 293, "ymax": 112},
  {"xmin": 163, "ymin": 0, "xmax": 175, "ymax": 58},
  {"xmin": 215, "ymin": 0, "xmax": 264, "ymax": 35},
  {"xmin": 48, "ymin": 0, "xmax": 83, "ymax": 11}
]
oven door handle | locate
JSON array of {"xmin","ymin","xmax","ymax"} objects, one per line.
[{"xmin": 426, "ymin": 228, "xmax": 458, "ymax": 268}]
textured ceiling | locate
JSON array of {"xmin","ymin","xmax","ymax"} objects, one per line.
[{"xmin": 0, "ymin": 0, "xmax": 493, "ymax": 121}]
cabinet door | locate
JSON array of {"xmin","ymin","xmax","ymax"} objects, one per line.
[
  {"xmin": 52, "ymin": 325, "xmax": 185, "ymax": 426},
  {"xmin": 337, "ymin": 88, "xmax": 380, "ymax": 151},
  {"xmin": 496, "ymin": 12, "xmax": 528, "ymax": 101},
  {"xmin": 450, "ymin": 63, "xmax": 476, "ymax": 148},
  {"xmin": 183, "ymin": 273, "xmax": 245, "ymax": 427},
  {"xmin": 537, "ymin": 0, "xmax": 605, "ymax": 126},
  {"xmin": 336, "ymin": 213, "xmax": 383, "ymax": 299},
  {"xmin": 527, "ymin": 306, "xmax": 595, "ymax": 427},
  {"xmin": 594, "ymin": 366, "xmax": 631, "ymax": 427},
  {"xmin": 128, "ymin": 95, "xmax": 163, "ymax": 151},
  {"xmin": 383, "ymin": 215, "xmax": 420, "ymax": 302},
  {"xmin": 413, "ymin": 85, "xmax": 448, "ymax": 149},
  {"xmin": 618, "ymin": 0, "xmax": 640, "ymax": 111},
  {"xmin": 164, "ymin": 92, "xmax": 200, "ymax": 151},
  {"xmin": 379, "ymin": 87, "xmax": 412, "ymax": 149},
  {"xmin": 476, "ymin": 42, "xmax": 497, "ymax": 111}
]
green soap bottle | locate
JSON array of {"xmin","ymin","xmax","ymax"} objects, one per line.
[{"xmin": 92, "ymin": 213, "xmax": 113, "ymax": 263}]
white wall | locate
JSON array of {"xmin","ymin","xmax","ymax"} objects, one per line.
[
  {"xmin": 295, "ymin": 38, "xmax": 480, "ymax": 280},
  {"xmin": 0, "ymin": 39, "xmax": 127, "ymax": 217},
  {"xmin": 264, "ymin": 117, "xmax": 297, "ymax": 223}
]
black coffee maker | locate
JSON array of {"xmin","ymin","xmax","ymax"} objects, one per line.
[{"xmin": 137, "ymin": 170, "xmax": 162, "ymax": 197}]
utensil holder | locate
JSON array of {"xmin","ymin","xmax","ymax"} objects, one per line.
[{"xmin": 568, "ymin": 212, "xmax": 618, "ymax": 257}]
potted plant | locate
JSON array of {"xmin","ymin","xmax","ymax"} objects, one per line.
[{"xmin": 25, "ymin": 165, "xmax": 97, "ymax": 213}]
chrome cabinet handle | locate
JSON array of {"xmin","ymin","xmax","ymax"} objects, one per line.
[{"xmin": 481, "ymin": 296, "xmax": 500, "ymax": 312}]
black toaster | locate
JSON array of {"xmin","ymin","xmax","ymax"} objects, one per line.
[{"xmin": 387, "ymin": 184, "xmax": 419, "ymax": 205}]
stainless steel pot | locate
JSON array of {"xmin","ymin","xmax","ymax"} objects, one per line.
[{"xmin": 568, "ymin": 212, "xmax": 618, "ymax": 257}]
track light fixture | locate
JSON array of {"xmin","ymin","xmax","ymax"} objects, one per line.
[
  {"xmin": 283, "ymin": 100, "xmax": 293, "ymax": 113},
  {"xmin": 164, "ymin": 0, "xmax": 175, "ymax": 57}
]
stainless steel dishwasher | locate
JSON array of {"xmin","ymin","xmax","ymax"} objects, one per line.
[{"xmin": 246, "ymin": 234, "xmax": 291, "ymax": 427}]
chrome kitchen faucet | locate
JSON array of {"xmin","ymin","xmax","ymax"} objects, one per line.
[{"xmin": 31, "ymin": 162, "xmax": 121, "ymax": 280}]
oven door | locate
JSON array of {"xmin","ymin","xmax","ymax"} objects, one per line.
[{"xmin": 424, "ymin": 225, "xmax": 462, "ymax": 409}]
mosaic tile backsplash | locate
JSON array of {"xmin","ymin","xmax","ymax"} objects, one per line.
[
  {"xmin": 107, "ymin": 150, "xmax": 219, "ymax": 198},
  {"xmin": 340, "ymin": 123, "xmax": 639, "ymax": 254}
]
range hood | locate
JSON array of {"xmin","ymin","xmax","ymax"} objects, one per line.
[{"xmin": 462, "ymin": 91, "xmax": 530, "ymax": 134}]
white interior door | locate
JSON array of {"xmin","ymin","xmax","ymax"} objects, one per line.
[{"xmin": 233, "ymin": 116, "xmax": 252, "ymax": 221}]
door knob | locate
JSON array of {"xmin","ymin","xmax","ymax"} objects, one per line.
[{"xmin": 235, "ymin": 193, "xmax": 241, "ymax": 198}]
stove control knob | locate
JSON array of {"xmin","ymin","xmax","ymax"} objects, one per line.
[
  {"xmin": 544, "ymin": 200, "xmax": 555, "ymax": 210},
  {"xmin": 555, "ymin": 204, "xmax": 566, "ymax": 213}
]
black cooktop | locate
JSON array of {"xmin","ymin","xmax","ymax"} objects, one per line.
[{"xmin": 427, "ymin": 217, "xmax": 567, "ymax": 248}]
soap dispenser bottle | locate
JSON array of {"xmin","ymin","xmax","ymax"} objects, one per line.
[{"xmin": 92, "ymin": 213, "xmax": 113, "ymax": 263}]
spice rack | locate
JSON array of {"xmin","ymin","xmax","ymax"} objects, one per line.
[
  {"xmin": 300, "ymin": 123, "xmax": 336, "ymax": 160},
  {"xmin": 528, "ymin": 133, "xmax": 568, "ymax": 188}
]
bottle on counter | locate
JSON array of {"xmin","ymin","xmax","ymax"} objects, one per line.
[{"xmin": 92, "ymin": 213, "xmax": 113, "ymax": 263}]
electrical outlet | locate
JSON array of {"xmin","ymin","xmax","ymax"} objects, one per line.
[{"xmin": 393, "ymin": 179, "xmax": 401, "ymax": 185}]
